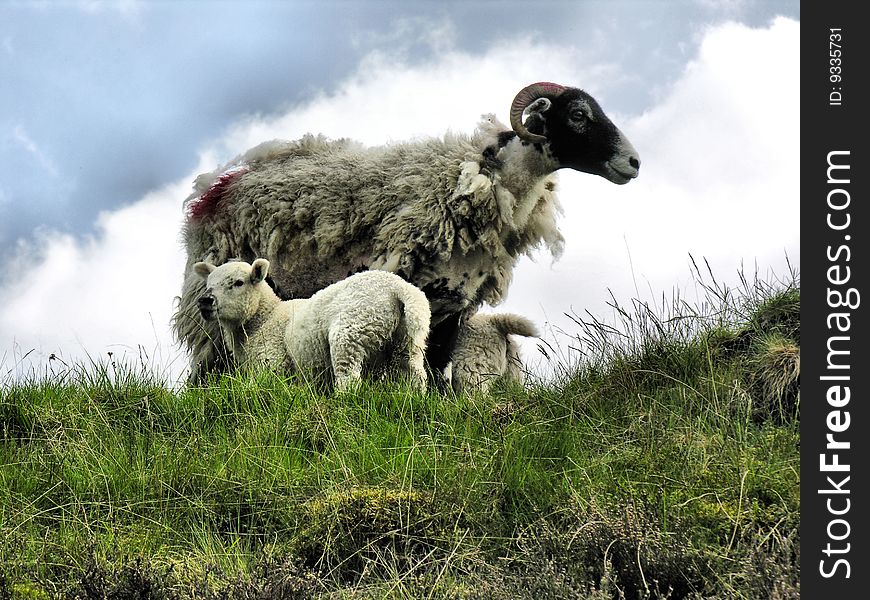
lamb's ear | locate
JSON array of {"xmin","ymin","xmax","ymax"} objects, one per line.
[
  {"xmin": 193, "ymin": 262, "xmax": 215, "ymax": 280},
  {"xmin": 250, "ymin": 258, "xmax": 270, "ymax": 285}
]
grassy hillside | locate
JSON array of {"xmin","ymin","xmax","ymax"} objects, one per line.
[{"xmin": 1, "ymin": 275, "xmax": 799, "ymax": 599}]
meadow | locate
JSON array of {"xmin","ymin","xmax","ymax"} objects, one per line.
[{"xmin": 1, "ymin": 268, "xmax": 799, "ymax": 599}]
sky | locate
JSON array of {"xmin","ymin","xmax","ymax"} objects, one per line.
[{"xmin": 0, "ymin": 0, "xmax": 800, "ymax": 382}]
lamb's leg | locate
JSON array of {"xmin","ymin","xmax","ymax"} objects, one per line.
[
  {"xmin": 328, "ymin": 326, "xmax": 365, "ymax": 393},
  {"xmin": 407, "ymin": 344, "xmax": 428, "ymax": 391}
]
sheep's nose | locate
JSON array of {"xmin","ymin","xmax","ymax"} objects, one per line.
[
  {"xmin": 198, "ymin": 295, "xmax": 217, "ymax": 320},
  {"xmin": 629, "ymin": 156, "xmax": 640, "ymax": 170}
]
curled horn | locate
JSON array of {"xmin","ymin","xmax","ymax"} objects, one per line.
[{"xmin": 509, "ymin": 82, "xmax": 567, "ymax": 144}]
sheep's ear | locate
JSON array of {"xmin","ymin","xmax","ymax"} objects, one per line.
[
  {"xmin": 525, "ymin": 97, "xmax": 552, "ymax": 115},
  {"xmin": 250, "ymin": 258, "xmax": 270, "ymax": 284},
  {"xmin": 193, "ymin": 262, "xmax": 215, "ymax": 280}
]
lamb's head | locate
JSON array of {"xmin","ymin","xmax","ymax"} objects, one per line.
[
  {"xmin": 509, "ymin": 82, "xmax": 640, "ymax": 184},
  {"xmin": 193, "ymin": 259, "xmax": 271, "ymax": 325}
]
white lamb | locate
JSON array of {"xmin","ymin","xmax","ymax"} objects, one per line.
[
  {"xmin": 450, "ymin": 313, "xmax": 539, "ymax": 395},
  {"xmin": 193, "ymin": 259, "xmax": 431, "ymax": 391}
]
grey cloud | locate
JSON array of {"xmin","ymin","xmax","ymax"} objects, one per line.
[{"xmin": 0, "ymin": 0, "xmax": 798, "ymax": 257}]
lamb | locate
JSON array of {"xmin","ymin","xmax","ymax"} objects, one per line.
[
  {"xmin": 450, "ymin": 313, "xmax": 539, "ymax": 395},
  {"xmin": 193, "ymin": 258, "xmax": 431, "ymax": 391},
  {"xmin": 174, "ymin": 82, "xmax": 640, "ymax": 381}
]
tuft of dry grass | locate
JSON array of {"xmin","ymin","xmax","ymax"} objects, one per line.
[{"xmin": 748, "ymin": 333, "xmax": 800, "ymax": 423}]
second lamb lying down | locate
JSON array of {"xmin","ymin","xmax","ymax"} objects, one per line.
[{"xmin": 194, "ymin": 259, "xmax": 431, "ymax": 391}]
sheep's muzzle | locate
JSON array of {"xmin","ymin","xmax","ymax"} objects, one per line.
[{"xmin": 198, "ymin": 294, "xmax": 217, "ymax": 321}]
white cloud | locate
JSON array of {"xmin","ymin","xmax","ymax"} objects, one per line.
[
  {"xmin": 211, "ymin": 35, "xmax": 619, "ymax": 156},
  {"xmin": 0, "ymin": 179, "xmax": 191, "ymax": 380},
  {"xmin": 502, "ymin": 17, "xmax": 799, "ymax": 370},
  {"xmin": 350, "ymin": 16, "xmax": 458, "ymax": 56},
  {"xmin": 0, "ymin": 17, "xmax": 799, "ymax": 382}
]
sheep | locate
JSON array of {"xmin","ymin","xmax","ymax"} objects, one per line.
[
  {"xmin": 450, "ymin": 312, "xmax": 539, "ymax": 395},
  {"xmin": 174, "ymin": 82, "xmax": 640, "ymax": 382},
  {"xmin": 193, "ymin": 258, "xmax": 431, "ymax": 391}
]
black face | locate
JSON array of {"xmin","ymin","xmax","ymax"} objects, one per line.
[{"xmin": 526, "ymin": 88, "xmax": 639, "ymax": 183}]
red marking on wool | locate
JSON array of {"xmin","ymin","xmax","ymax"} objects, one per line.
[{"xmin": 187, "ymin": 167, "xmax": 249, "ymax": 221}]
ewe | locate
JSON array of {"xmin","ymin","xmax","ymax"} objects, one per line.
[
  {"xmin": 175, "ymin": 82, "xmax": 640, "ymax": 381},
  {"xmin": 194, "ymin": 259, "xmax": 431, "ymax": 391},
  {"xmin": 451, "ymin": 313, "xmax": 539, "ymax": 395}
]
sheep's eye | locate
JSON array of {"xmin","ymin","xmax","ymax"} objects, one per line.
[
  {"xmin": 233, "ymin": 280, "xmax": 244, "ymax": 287},
  {"xmin": 570, "ymin": 109, "xmax": 587, "ymax": 122}
]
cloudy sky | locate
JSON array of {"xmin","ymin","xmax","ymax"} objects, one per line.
[{"xmin": 0, "ymin": 0, "xmax": 800, "ymax": 382}]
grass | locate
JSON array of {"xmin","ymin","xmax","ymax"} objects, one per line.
[{"xmin": 0, "ymin": 269, "xmax": 799, "ymax": 599}]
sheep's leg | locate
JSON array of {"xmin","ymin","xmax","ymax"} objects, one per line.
[
  {"xmin": 328, "ymin": 326, "xmax": 366, "ymax": 393},
  {"xmin": 407, "ymin": 344, "xmax": 428, "ymax": 391},
  {"xmin": 331, "ymin": 355, "xmax": 363, "ymax": 393},
  {"xmin": 175, "ymin": 262, "xmax": 236, "ymax": 383},
  {"xmin": 425, "ymin": 311, "xmax": 465, "ymax": 391},
  {"xmin": 177, "ymin": 309, "xmax": 234, "ymax": 383}
]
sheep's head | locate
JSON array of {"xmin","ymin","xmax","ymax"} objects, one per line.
[
  {"xmin": 510, "ymin": 82, "xmax": 640, "ymax": 184},
  {"xmin": 193, "ymin": 259, "xmax": 270, "ymax": 325}
]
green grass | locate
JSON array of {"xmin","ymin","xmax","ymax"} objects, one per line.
[{"xmin": 0, "ymin": 273, "xmax": 800, "ymax": 599}]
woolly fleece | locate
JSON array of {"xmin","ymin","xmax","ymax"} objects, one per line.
[
  {"xmin": 174, "ymin": 115, "xmax": 563, "ymax": 380},
  {"xmin": 194, "ymin": 260, "xmax": 431, "ymax": 391},
  {"xmin": 451, "ymin": 312, "xmax": 539, "ymax": 395}
]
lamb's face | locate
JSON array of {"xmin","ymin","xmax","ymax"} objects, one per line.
[{"xmin": 193, "ymin": 259, "xmax": 270, "ymax": 325}]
